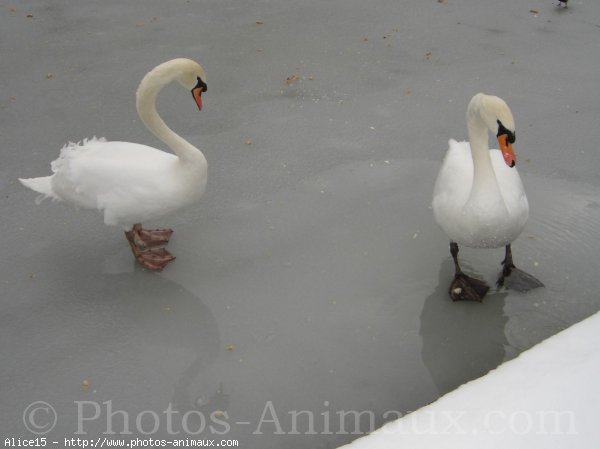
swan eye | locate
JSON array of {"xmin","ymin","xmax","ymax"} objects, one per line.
[{"xmin": 497, "ymin": 120, "xmax": 515, "ymax": 143}]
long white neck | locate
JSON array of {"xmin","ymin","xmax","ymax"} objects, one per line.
[
  {"xmin": 136, "ymin": 62, "xmax": 205, "ymax": 164},
  {"xmin": 467, "ymin": 114, "xmax": 497, "ymax": 193}
]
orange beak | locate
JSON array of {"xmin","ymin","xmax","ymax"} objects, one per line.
[
  {"xmin": 498, "ymin": 134, "xmax": 516, "ymax": 168},
  {"xmin": 192, "ymin": 87, "xmax": 203, "ymax": 110}
]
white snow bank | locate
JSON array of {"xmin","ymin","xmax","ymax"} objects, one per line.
[{"xmin": 340, "ymin": 311, "xmax": 600, "ymax": 448}]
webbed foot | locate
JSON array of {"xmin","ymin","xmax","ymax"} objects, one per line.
[
  {"xmin": 135, "ymin": 247, "xmax": 176, "ymax": 271},
  {"xmin": 497, "ymin": 245, "xmax": 544, "ymax": 292},
  {"xmin": 127, "ymin": 224, "xmax": 174, "ymax": 248},
  {"xmin": 450, "ymin": 273, "xmax": 490, "ymax": 302},
  {"xmin": 125, "ymin": 223, "xmax": 176, "ymax": 270},
  {"xmin": 497, "ymin": 265, "xmax": 544, "ymax": 292}
]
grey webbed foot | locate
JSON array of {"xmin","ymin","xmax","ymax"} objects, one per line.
[
  {"xmin": 497, "ymin": 244, "xmax": 544, "ymax": 292},
  {"xmin": 498, "ymin": 265, "xmax": 544, "ymax": 292},
  {"xmin": 450, "ymin": 273, "xmax": 490, "ymax": 302}
]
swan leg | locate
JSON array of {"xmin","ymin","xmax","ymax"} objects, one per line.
[
  {"xmin": 449, "ymin": 242, "xmax": 489, "ymax": 302},
  {"xmin": 497, "ymin": 245, "xmax": 544, "ymax": 292},
  {"xmin": 125, "ymin": 224, "xmax": 176, "ymax": 271}
]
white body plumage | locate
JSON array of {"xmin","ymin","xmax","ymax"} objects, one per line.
[{"xmin": 19, "ymin": 58, "xmax": 208, "ymax": 231}]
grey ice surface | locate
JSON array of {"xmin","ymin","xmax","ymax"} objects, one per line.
[{"xmin": 2, "ymin": 0, "xmax": 600, "ymax": 447}]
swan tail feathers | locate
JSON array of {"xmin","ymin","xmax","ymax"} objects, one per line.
[
  {"xmin": 19, "ymin": 176, "xmax": 61, "ymax": 204},
  {"xmin": 49, "ymin": 136, "xmax": 108, "ymax": 173},
  {"xmin": 20, "ymin": 137, "xmax": 108, "ymax": 205}
]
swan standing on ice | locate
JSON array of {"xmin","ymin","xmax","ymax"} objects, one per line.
[
  {"xmin": 20, "ymin": 58, "xmax": 208, "ymax": 270},
  {"xmin": 432, "ymin": 93, "xmax": 543, "ymax": 301}
]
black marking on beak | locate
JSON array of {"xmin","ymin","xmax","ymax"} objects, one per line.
[
  {"xmin": 497, "ymin": 120, "xmax": 515, "ymax": 144},
  {"xmin": 191, "ymin": 76, "xmax": 207, "ymax": 110},
  {"xmin": 193, "ymin": 76, "xmax": 207, "ymax": 94}
]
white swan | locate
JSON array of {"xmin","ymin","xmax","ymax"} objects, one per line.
[
  {"xmin": 432, "ymin": 93, "xmax": 543, "ymax": 301},
  {"xmin": 19, "ymin": 58, "xmax": 208, "ymax": 270}
]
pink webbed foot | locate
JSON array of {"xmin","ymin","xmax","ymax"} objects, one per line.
[
  {"xmin": 128, "ymin": 224, "xmax": 174, "ymax": 248},
  {"xmin": 125, "ymin": 223, "xmax": 176, "ymax": 271},
  {"xmin": 135, "ymin": 247, "xmax": 176, "ymax": 271}
]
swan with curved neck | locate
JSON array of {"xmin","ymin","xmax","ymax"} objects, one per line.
[
  {"xmin": 432, "ymin": 93, "xmax": 543, "ymax": 301},
  {"xmin": 19, "ymin": 58, "xmax": 209, "ymax": 270}
]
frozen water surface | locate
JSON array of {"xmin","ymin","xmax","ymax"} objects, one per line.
[{"xmin": 2, "ymin": 1, "xmax": 600, "ymax": 447}]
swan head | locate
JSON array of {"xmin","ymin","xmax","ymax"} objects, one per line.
[
  {"xmin": 469, "ymin": 93, "xmax": 517, "ymax": 167},
  {"xmin": 173, "ymin": 59, "xmax": 207, "ymax": 111},
  {"xmin": 137, "ymin": 58, "xmax": 208, "ymax": 110}
]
